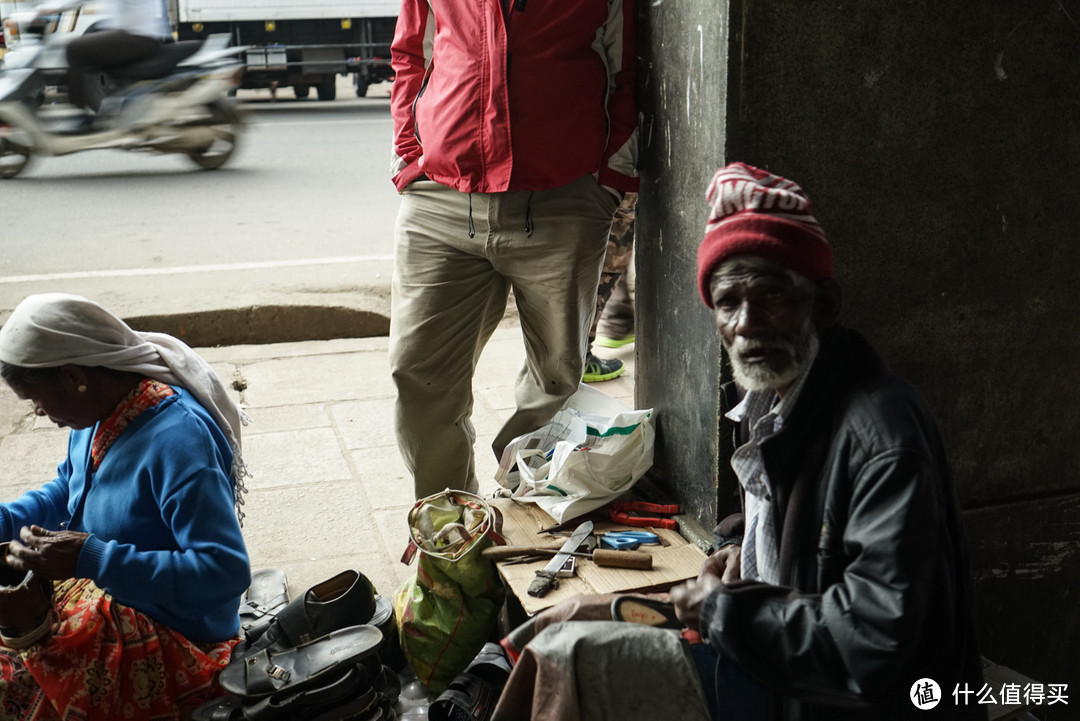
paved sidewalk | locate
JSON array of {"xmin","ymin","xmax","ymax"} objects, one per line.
[{"xmin": 0, "ymin": 319, "xmax": 635, "ymax": 602}]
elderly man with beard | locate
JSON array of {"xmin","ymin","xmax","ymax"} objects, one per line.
[{"xmin": 490, "ymin": 163, "xmax": 984, "ymax": 721}]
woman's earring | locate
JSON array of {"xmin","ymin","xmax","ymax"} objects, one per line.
[{"xmin": 77, "ymin": 385, "xmax": 87, "ymax": 393}]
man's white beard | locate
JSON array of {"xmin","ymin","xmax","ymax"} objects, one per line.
[{"xmin": 725, "ymin": 320, "xmax": 819, "ymax": 393}]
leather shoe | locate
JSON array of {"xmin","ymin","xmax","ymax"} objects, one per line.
[{"xmin": 237, "ymin": 570, "xmax": 376, "ymax": 659}]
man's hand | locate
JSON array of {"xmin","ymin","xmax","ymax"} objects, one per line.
[
  {"xmin": 671, "ymin": 575, "xmax": 722, "ymax": 633},
  {"xmin": 700, "ymin": 544, "xmax": 741, "ymax": 584},
  {"xmin": 5, "ymin": 525, "xmax": 88, "ymax": 581},
  {"xmin": 669, "ymin": 545, "xmax": 741, "ymax": 633}
]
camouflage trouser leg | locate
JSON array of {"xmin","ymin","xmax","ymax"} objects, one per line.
[
  {"xmin": 597, "ymin": 269, "xmax": 634, "ymax": 339},
  {"xmin": 590, "ymin": 192, "xmax": 637, "ymax": 343}
]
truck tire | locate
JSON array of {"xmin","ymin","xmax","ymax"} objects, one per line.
[
  {"xmin": 294, "ymin": 84, "xmax": 311, "ymax": 100},
  {"xmin": 316, "ymin": 79, "xmax": 337, "ymax": 101},
  {"xmin": 354, "ymin": 74, "xmax": 369, "ymax": 98}
]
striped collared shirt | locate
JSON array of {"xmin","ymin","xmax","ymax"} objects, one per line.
[{"xmin": 724, "ymin": 346, "xmax": 817, "ymax": 583}]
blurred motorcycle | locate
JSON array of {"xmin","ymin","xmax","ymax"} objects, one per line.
[{"xmin": 0, "ymin": 3, "xmax": 245, "ymax": 178}]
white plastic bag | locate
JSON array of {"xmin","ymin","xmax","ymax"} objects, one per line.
[{"xmin": 495, "ymin": 384, "xmax": 655, "ymax": 523}]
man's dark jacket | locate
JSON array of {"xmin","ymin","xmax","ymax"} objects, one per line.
[{"xmin": 701, "ymin": 326, "xmax": 984, "ymax": 721}]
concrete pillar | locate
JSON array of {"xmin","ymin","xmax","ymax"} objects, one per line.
[{"xmin": 637, "ymin": 0, "xmax": 1079, "ymax": 697}]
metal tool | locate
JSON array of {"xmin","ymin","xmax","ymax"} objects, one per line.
[
  {"xmin": 526, "ymin": 520, "xmax": 593, "ymax": 597},
  {"xmin": 536, "ymin": 500, "xmax": 681, "ymax": 534},
  {"xmin": 482, "ymin": 544, "xmax": 653, "ymax": 569},
  {"xmin": 598, "ymin": 530, "xmax": 660, "ymax": 550},
  {"xmin": 609, "ymin": 501, "xmax": 680, "ymax": 530}
]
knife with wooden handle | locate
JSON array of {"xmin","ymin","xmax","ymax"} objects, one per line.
[
  {"xmin": 484, "ymin": 544, "xmax": 653, "ymax": 570},
  {"xmin": 525, "ymin": 520, "xmax": 594, "ymax": 597}
]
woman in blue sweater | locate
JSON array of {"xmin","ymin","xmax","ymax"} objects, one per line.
[{"xmin": 0, "ymin": 293, "xmax": 251, "ymax": 720}]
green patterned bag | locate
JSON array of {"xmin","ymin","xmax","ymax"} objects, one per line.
[{"xmin": 393, "ymin": 489, "xmax": 506, "ymax": 693}]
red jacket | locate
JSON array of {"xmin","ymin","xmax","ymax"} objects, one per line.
[{"xmin": 390, "ymin": 0, "xmax": 638, "ymax": 194}]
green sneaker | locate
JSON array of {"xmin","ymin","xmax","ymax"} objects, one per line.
[
  {"xmin": 594, "ymin": 333, "xmax": 635, "ymax": 349},
  {"xmin": 583, "ymin": 352, "xmax": 626, "ymax": 383}
]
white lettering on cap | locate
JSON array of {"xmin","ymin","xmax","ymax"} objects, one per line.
[{"xmin": 715, "ymin": 178, "xmax": 807, "ymax": 218}]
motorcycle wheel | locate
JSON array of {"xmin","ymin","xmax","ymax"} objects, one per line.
[
  {"xmin": 186, "ymin": 101, "xmax": 242, "ymax": 171},
  {"xmin": 0, "ymin": 132, "xmax": 33, "ymax": 180}
]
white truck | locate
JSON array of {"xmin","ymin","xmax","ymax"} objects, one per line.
[
  {"xmin": 1, "ymin": 0, "xmax": 43, "ymax": 53},
  {"xmin": 171, "ymin": 0, "xmax": 398, "ymax": 100}
]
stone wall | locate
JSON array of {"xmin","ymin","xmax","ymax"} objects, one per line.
[{"xmin": 637, "ymin": 0, "xmax": 1080, "ymax": 707}]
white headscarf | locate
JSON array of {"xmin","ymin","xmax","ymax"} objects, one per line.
[{"xmin": 0, "ymin": 293, "xmax": 249, "ymax": 521}]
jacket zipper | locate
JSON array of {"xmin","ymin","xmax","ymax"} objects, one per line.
[{"xmin": 411, "ymin": 62, "xmax": 435, "ymax": 144}]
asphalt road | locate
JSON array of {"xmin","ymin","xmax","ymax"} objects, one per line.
[{"xmin": 0, "ymin": 78, "xmax": 401, "ymax": 343}]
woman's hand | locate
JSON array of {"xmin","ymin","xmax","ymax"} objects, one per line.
[{"xmin": 6, "ymin": 525, "xmax": 88, "ymax": 581}]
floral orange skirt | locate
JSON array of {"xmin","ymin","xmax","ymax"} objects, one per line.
[{"xmin": 0, "ymin": 579, "xmax": 237, "ymax": 721}]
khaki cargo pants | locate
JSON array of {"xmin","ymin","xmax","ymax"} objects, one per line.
[{"xmin": 389, "ymin": 175, "xmax": 619, "ymax": 498}]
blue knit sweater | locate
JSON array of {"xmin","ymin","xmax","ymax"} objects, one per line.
[{"xmin": 0, "ymin": 388, "xmax": 251, "ymax": 643}]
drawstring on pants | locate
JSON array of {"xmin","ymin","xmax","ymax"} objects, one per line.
[
  {"xmin": 467, "ymin": 193, "xmax": 476, "ymax": 238},
  {"xmin": 524, "ymin": 192, "xmax": 535, "ymax": 237}
]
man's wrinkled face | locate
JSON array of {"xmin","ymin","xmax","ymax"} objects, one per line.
[{"xmin": 709, "ymin": 257, "xmax": 818, "ymax": 396}]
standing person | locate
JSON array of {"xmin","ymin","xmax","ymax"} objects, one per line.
[
  {"xmin": 0, "ymin": 293, "xmax": 251, "ymax": 721},
  {"xmin": 64, "ymin": 0, "xmax": 172, "ymax": 116},
  {"xmin": 583, "ymin": 191, "xmax": 637, "ymax": 383},
  {"xmin": 491, "ymin": 163, "xmax": 984, "ymax": 721},
  {"xmin": 388, "ymin": 0, "xmax": 638, "ymax": 498},
  {"xmin": 594, "ymin": 271, "xmax": 635, "ymax": 350}
]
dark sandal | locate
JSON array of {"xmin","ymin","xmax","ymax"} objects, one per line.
[
  {"xmin": 239, "ymin": 569, "xmax": 290, "ymax": 641},
  {"xmin": 237, "ymin": 570, "xmax": 376, "ymax": 660},
  {"xmin": 191, "ymin": 694, "xmax": 244, "ymax": 721},
  {"xmin": 220, "ymin": 625, "xmax": 383, "ymax": 699},
  {"xmin": 305, "ymin": 685, "xmax": 382, "ymax": 721},
  {"xmin": 241, "ymin": 663, "xmax": 378, "ymax": 721},
  {"xmin": 369, "ymin": 594, "xmax": 407, "ymax": 672}
]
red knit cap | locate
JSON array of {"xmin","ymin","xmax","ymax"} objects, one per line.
[{"xmin": 697, "ymin": 162, "xmax": 832, "ymax": 307}]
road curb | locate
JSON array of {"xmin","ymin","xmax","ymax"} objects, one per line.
[{"xmin": 129, "ymin": 305, "xmax": 391, "ymax": 347}]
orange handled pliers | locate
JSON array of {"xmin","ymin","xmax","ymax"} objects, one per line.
[{"xmin": 609, "ymin": 501, "xmax": 680, "ymax": 530}]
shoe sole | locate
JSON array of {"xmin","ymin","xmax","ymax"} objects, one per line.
[
  {"xmin": 582, "ymin": 366, "xmax": 627, "ymax": 383},
  {"xmin": 594, "ymin": 335, "xmax": 635, "ymax": 349}
]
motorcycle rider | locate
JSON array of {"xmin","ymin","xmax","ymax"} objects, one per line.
[
  {"xmin": 0, "ymin": 0, "xmax": 242, "ymax": 178},
  {"xmin": 56, "ymin": 0, "xmax": 172, "ymax": 122}
]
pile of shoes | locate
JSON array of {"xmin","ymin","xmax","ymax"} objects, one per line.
[{"xmin": 195, "ymin": 569, "xmax": 407, "ymax": 721}]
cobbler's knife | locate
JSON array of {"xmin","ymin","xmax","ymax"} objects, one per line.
[{"xmin": 527, "ymin": 520, "xmax": 594, "ymax": 597}]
